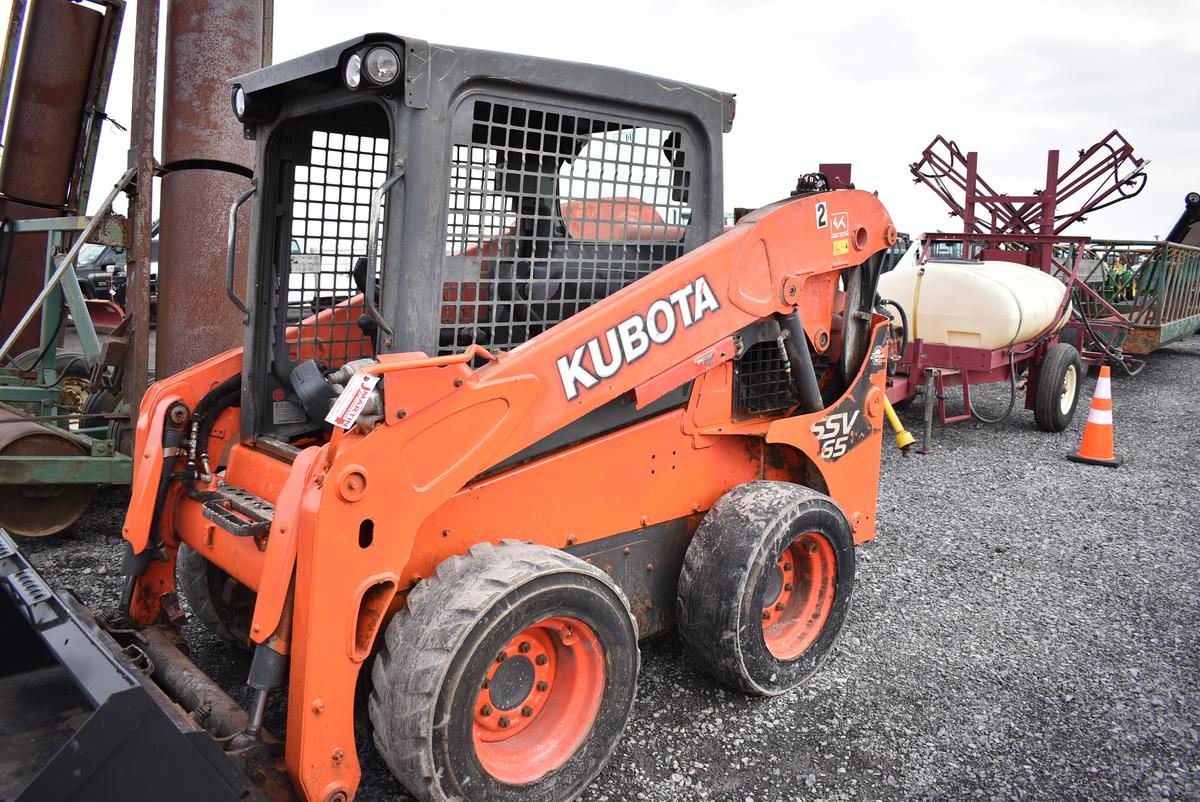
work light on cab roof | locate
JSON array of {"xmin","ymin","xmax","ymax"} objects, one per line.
[{"xmin": 345, "ymin": 44, "xmax": 401, "ymax": 90}]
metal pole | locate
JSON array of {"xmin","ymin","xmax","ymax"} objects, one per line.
[
  {"xmin": 919, "ymin": 369, "xmax": 936, "ymax": 454},
  {"xmin": 122, "ymin": 0, "xmax": 158, "ymax": 416},
  {"xmin": 1037, "ymin": 150, "xmax": 1060, "ymax": 274}
]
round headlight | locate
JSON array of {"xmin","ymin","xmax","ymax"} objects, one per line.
[
  {"xmin": 231, "ymin": 85, "xmax": 246, "ymax": 119},
  {"xmin": 364, "ymin": 47, "xmax": 400, "ymax": 85},
  {"xmin": 344, "ymin": 53, "xmax": 362, "ymax": 89}
]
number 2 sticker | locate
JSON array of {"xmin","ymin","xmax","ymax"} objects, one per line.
[{"xmin": 815, "ymin": 201, "xmax": 828, "ymax": 229}]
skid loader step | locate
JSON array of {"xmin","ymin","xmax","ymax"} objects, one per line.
[{"xmin": 201, "ymin": 483, "xmax": 274, "ymax": 537}]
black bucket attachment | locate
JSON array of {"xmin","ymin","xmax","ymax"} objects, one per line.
[{"xmin": 0, "ymin": 529, "xmax": 283, "ymax": 801}]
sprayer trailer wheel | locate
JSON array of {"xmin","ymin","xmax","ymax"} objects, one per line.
[
  {"xmin": 1034, "ymin": 342, "xmax": 1084, "ymax": 433},
  {"xmin": 369, "ymin": 541, "xmax": 639, "ymax": 802},
  {"xmin": 676, "ymin": 480, "xmax": 855, "ymax": 696}
]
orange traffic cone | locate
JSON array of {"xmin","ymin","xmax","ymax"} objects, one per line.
[{"xmin": 1067, "ymin": 365, "xmax": 1122, "ymax": 467}]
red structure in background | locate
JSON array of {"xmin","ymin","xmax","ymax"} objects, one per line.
[
  {"xmin": 906, "ymin": 130, "xmax": 1154, "ymax": 374},
  {"xmin": 876, "ymin": 131, "xmax": 1154, "ymax": 448},
  {"xmin": 911, "ymin": 130, "xmax": 1147, "ymax": 275}
]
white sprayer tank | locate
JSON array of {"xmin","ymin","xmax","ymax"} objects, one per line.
[{"xmin": 878, "ymin": 257, "xmax": 1069, "ymax": 350}]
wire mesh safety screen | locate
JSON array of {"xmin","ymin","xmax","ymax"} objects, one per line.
[
  {"xmin": 735, "ymin": 341, "xmax": 799, "ymax": 417},
  {"xmin": 284, "ymin": 130, "xmax": 389, "ymax": 368},
  {"xmin": 440, "ymin": 98, "xmax": 697, "ymax": 354}
]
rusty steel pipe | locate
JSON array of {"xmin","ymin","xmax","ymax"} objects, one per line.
[
  {"xmin": 161, "ymin": 0, "xmax": 262, "ymax": 173},
  {"xmin": 156, "ymin": 168, "xmax": 251, "ymax": 378},
  {"xmin": 0, "ymin": 0, "xmax": 102, "ymax": 207},
  {"xmin": 156, "ymin": 0, "xmax": 269, "ymax": 378},
  {"xmin": 139, "ymin": 626, "xmax": 250, "ymax": 738}
]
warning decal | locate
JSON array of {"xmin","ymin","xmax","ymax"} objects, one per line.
[{"xmin": 833, "ymin": 238, "xmax": 850, "ymax": 256}]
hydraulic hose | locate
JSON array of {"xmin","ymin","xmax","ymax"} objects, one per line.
[{"xmin": 778, "ymin": 310, "xmax": 824, "ymax": 414}]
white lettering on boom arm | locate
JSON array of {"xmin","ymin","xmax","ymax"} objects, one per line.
[{"xmin": 556, "ymin": 275, "xmax": 721, "ymax": 401}]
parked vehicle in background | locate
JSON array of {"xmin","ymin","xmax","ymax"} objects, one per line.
[{"xmin": 110, "ymin": 220, "xmax": 158, "ymax": 321}]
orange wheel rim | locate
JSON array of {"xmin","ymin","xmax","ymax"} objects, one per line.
[
  {"xmin": 760, "ymin": 532, "xmax": 836, "ymax": 660},
  {"xmin": 472, "ymin": 616, "xmax": 605, "ymax": 784}
]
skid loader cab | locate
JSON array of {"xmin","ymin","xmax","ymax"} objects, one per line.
[
  {"xmin": 232, "ymin": 34, "xmax": 735, "ymax": 445},
  {"xmin": 89, "ymin": 32, "xmax": 898, "ymax": 802}
]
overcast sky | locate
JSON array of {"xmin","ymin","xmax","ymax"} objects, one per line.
[{"xmin": 89, "ymin": 0, "xmax": 1199, "ymax": 239}]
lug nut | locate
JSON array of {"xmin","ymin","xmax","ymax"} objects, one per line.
[
  {"xmin": 808, "ymin": 542, "xmax": 819, "ymax": 554},
  {"xmin": 518, "ymin": 641, "xmax": 531, "ymax": 653},
  {"xmin": 535, "ymin": 654, "xmax": 548, "ymax": 666},
  {"xmin": 775, "ymin": 602, "xmax": 784, "ymax": 611},
  {"xmin": 784, "ymin": 582, "xmax": 793, "ymax": 592},
  {"xmin": 498, "ymin": 716, "xmax": 510, "ymax": 728},
  {"xmin": 762, "ymin": 610, "xmax": 771, "ymax": 620},
  {"xmin": 536, "ymin": 680, "xmax": 549, "ymax": 692},
  {"xmin": 480, "ymin": 704, "xmax": 492, "ymax": 716},
  {"xmin": 521, "ymin": 705, "xmax": 534, "ymax": 717},
  {"xmin": 496, "ymin": 652, "xmax": 507, "ymax": 663},
  {"xmin": 481, "ymin": 678, "xmax": 490, "ymax": 689},
  {"xmin": 784, "ymin": 562, "xmax": 793, "ymax": 571}
]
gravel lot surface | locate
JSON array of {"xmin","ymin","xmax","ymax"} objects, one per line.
[{"xmin": 18, "ymin": 336, "xmax": 1200, "ymax": 801}]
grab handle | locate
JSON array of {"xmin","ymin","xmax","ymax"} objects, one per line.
[{"xmin": 226, "ymin": 183, "xmax": 256, "ymax": 318}]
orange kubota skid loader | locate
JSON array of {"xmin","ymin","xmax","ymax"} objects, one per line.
[{"xmin": 8, "ymin": 34, "xmax": 898, "ymax": 802}]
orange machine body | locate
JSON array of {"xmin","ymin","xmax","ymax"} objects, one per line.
[{"xmin": 122, "ymin": 190, "xmax": 895, "ymax": 801}]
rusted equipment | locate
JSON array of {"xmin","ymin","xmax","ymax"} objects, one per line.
[
  {"xmin": 162, "ymin": 0, "xmax": 262, "ymax": 171},
  {"xmin": 157, "ymin": 168, "xmax": 251, "ymax": 377},
  {"xmin": 1072, "ymin": 237, "xmax": 1200, "ymax": 355},
  {"xmin": 0, "ymin": 406, "xmax": 92, "ymax": 536},
  {"xmin": 156, "ymin": 0, "xmax": 268, "ymax": 379},
  {"xmin": 0, "ymin": 198, "xmax": 136, "ymax": 537},
  {"xmin": 121, "ymin": 0, "xmax": 157, "ymax": 416},
  {"xmin": 0, "ymin": 0, "xmax": 122, "ymax": 353},
  {"xmin": 0, "ymin": 0, "xmax": 102, "ymax": 207}
]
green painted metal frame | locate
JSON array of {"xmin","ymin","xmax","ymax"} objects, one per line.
[
  {"xmin": 0, "ymin": 205, "xmax": 134, "ymax": 491},
  {"xmin": 0, "ymin": 1, "xmax": 132, "ymax": 495},
  {"xmin": 1074, "ymin": 239, "xmax": 1200, "ymax": 355},
  {"xmin": 0, "ymin": 454, "xmax": 131, "ymax": 484}
]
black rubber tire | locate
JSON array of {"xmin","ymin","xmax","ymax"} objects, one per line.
[
  {"xmin": 1034, "ymin": 342, "xmax": 1084, "ymax": 433},
  {"xmin": 676, "ymin": 480, "xmax": 855, "ymax": 696},
  {"xmin": 11, "ymin": 348, "xmax": 89, "ymax": 379},
  {"xmin": 369, "ymin": 541, "xmax": 639, "ymax": 802},
  {"xmin": 176, "ymin": 543, "xmax": 255, "ymax": 650}
]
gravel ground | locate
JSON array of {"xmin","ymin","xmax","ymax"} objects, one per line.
[{"xmin": 16, "ymin": 336, "xmax": 1200, "ymax": 801}]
